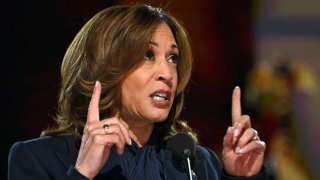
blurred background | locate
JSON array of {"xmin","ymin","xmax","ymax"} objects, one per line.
[{"xmin": 2, "ymin": 0, "xmax": 320, "ymax": 179}]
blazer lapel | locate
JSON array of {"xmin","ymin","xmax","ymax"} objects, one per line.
[
  {"xmin": 54, "ymin": 136, "xmax": 79, "ymax": 169},
  {"xmin": 193, "ymin": 159, "xmax": 208, "ymax": 180}
]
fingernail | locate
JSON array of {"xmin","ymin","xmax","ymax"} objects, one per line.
[
  {"xmin": 235, "ymin": 86, "xmax": 240, "ymax": 89},
  {"xmin": 234, "ymin": 128, "xmax": 240, "ymax": 137},
  {"xmin": 129, "ymin": 138, "xmax": 132, "ymax": 145},
  {"xmin": 235, "ymin": 147, "xmax": 243, "ymax": 154},
  {"xmin": 93, "ymin": 81, "xmax": 99, "ymax": 92},
  {"xmin": 227, "ymin": 126, "xmax": 232, "ymax": 134}
]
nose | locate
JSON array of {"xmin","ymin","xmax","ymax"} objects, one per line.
[{"xmin": 154, "ymin": 59, "xmax": 174, "ymax": 84}]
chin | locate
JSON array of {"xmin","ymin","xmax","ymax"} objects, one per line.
[
  {"xmin": 149, "ymin": 113, "xmax": 169, "ymax": 123},
  {"xmin": 143, "ymin": 107, "xmax": 171, "ymax": 123}
]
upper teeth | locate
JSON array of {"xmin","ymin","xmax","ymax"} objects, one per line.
[
  {"xmin": 153, "ymin": 93, "xmax": 167, "ymax": 100},
  {"xmin": 156, "ymin": 93, "xmax": 167, "ymax": 98}
]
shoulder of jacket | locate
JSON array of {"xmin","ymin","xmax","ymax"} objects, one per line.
[
  {"xmin": 195, "ymin": 145, "xmax": 221, "ymax": 165},
  {"xmin": 10, "ymin": 135, "xmax": 76, "ymax": 154}
]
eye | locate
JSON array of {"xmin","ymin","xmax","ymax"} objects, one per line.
[
  {"xmin": 168, "ymin": 54, "xmax": 179, "ymax": 64},
  {"xmin": 144, "ymin": 51, "xmax": 155, "ymax": 61}
]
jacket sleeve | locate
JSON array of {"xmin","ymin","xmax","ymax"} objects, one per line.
[{"xmin": 66, "ymin": 166, "xmax": 89, "ymax": 180}]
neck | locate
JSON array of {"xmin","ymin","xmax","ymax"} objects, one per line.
[{"xmin": 126, "ymin": 119, "xmax": 155, "ymax": 147}]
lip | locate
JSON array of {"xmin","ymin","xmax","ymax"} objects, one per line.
[{"xmin": 149, "ymin": 89, "xmax": 172, "ymax": 108}]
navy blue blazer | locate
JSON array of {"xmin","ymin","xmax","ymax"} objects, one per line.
[{"xmin": 8, "ymin": 134, "xmax": 267, "ymax": 180}]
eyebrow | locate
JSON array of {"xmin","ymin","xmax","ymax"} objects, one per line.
[{"xmin": 149, "ymin": 41, "xmax": 178, "ymax": 49}]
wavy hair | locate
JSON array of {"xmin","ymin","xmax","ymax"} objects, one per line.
[{"xmin": 41, "ymin": 4, "xmax": 197, "ymax": 143}]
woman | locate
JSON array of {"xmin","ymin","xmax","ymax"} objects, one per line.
[{"xmin": 8, "ymin": 4, "xmax": 266, "ymax": 179}]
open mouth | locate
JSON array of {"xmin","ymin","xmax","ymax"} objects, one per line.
[
  {"xmin": 152, "ymin": 92, "xmax": 168, "ymax": 101},
  {"xmin": 150, "ymin": 90, "xmax": 172, "ymax": 106}
]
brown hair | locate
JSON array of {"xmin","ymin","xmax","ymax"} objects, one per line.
[{"xmin": 41, "ymin": 4, "xmax": 197, "ymax": 143}]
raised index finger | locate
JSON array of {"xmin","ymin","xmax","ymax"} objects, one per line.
[
  {"xmin": 87, "ymin": 81, "xmax": 101, "ymax": 123},
  {"xmin": 231, "ymin": 86, "xmax": 241, "ymax": 126}
]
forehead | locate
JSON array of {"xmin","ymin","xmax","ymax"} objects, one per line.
[{"xmin": 152, "ymin": 23, "xmax": 176, "ymax": 42}]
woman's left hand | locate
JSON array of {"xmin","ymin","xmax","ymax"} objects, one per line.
[{"xmin": 222, "ymin": 86, "xmax": 266, "ymax": 177}]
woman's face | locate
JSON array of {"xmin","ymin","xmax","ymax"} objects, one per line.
[{"xmin": 120, "ymin": 22, "xmax": 178, "ymax": 124}]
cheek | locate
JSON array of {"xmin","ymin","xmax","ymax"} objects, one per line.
[
  {"xmin": 121, "ymin": 82, "xmax": 134, "ymax": 106},
  {"xmin": 121, "ymin": 77, "xmax": 144, "ymax": 105},
  {"xmin": 173, "ymin": 72, "xmax": 178, "ymax": 90}
]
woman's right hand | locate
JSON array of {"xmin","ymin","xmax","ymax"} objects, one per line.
[{"xmin": 75, "ymin": 81, "xmax": 131, "ymax": 179}]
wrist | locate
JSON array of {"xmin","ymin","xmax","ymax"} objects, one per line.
[{"xmin": 75, "ymin": 164, "xmax": 95, "ymax": 180}]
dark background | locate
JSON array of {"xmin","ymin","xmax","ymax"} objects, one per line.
[{"xmin": 2, "ymin": 0, "xmax": 256, "ymax": 178}]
